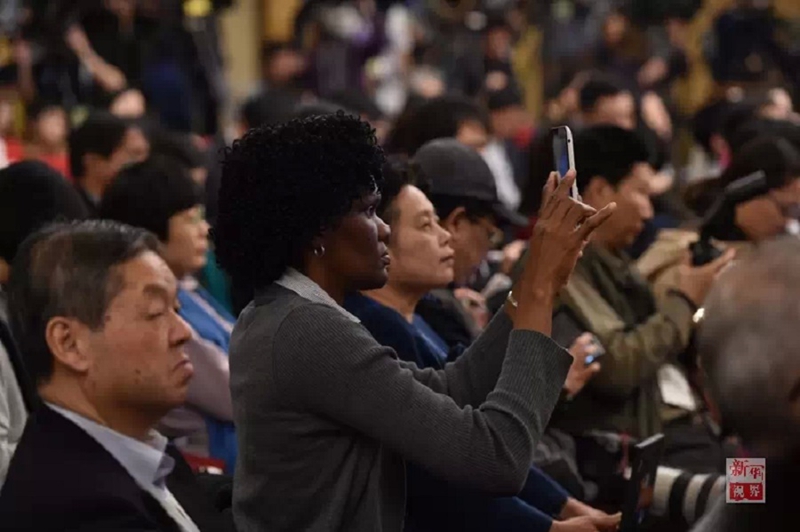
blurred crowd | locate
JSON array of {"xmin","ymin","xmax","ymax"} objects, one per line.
[{"xmin": 0, "ymin": 0, "xmax": 799, "ymax": 531}]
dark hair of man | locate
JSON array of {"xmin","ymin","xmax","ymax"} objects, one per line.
[
  {"xmin": 240, "ymin": 91, "xmax": 299, "ymax": 129},
  {"xmin": 377, "ymin": 156, "xmax": 432, "ymax": 226},
  {"xmin": 573, "ymin": 125, "xmax": 651, "ymax": 190},
  {"xmin": 383, "ymin": 95, "xmax": 490, "ymax": 156},
  {"xmin": 0, "ymin": 161, "xmax": 89, "ymax": 263},
  {"xmin": 328, "ymin": 90, "xmax": 384, "ymax": 122},
  {"xmin": 692, "ymin": 99, "xmax": 731, "ymax": 154},
  {"xmin": 7, "ymin": 220, "xmax": 159, "ymax": 384},
  {"xmin": 214, "ymin": 112, "xmax": 385, "ymax": 290},
  {"xmin": 99, "ymin": 156, "xmax": 204, "ymax": 242},
  {"xmin": 149, "ymin": 129, "xmax": 205, "ymax": 171},
  {"xmin": 579, "ymin": 74, "xmax": 629, "ymax": 113},
  {"xmin": 721, "ymin": 136, "xmax": 800, "ymax": 190},
  {"xmin": 729, "ymin": 118, "xmax": 800, "ymax": 154},
  {"xmin": 718, "ymin": 101, "xmax": 758, "ymax": 149},
  {"xmin": 25, "ymin": 98, "xmax": 64, "ymax": 122},
  {"xmin": 68, "ymin": 111, "xmax": 130, "ymax": 179},
  {"xmin": 686, "ymin": 132, "xmax": 800, "ymax": 216},
  {"xmin": 293, "ymin": 100, "xmax": 353, "ymax": 120}
]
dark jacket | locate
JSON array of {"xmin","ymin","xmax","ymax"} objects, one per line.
[
  {"xmin": 415, "ymin": 289, "xmax": 480, "ymax": 350},
  {"xmin": 0, "ymin": 405, "xmax": 228, "ymax": 531},
  {"xmin": 551, "ymin": 244, "xmax": 696, "ymax": 439}
]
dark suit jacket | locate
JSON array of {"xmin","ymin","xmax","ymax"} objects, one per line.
[{"xmin": 0, "ymin": 406, "xmax": 228, "ymax": 531}]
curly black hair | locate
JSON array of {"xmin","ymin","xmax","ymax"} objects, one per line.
[{"xmin": 214, "ymin": 112, "xmax": 385, "ymax": 290}]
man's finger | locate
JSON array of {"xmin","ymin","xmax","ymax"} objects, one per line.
[
  {"xmin": 577, "ymin": 202, "xmax": 617, "ymax": 240},
  {"xmin": 589, "ymin": 362, "xmax": 602, "ymax": 373}
]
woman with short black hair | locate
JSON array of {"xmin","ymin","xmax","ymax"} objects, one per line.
[{"xmin": 100, "ymin": 156, "xmax": 237, "ymax": 472}]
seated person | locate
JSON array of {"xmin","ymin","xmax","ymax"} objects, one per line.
[
  {"xmin": 0, "ymin": 161, "xmax": 89, "ymax": 487},
  {"xmin": 69, "ymin": 112, "xmax": 150, "ymax": 215},
  {"xmin": 6, "ymin": 100, "xmax": 70, "ymax": 179},
  {"xmin": 99, "ymin": 157, "xmax": 236, "ymax": 472},
  {"xmin": 148, "ymin": 130, "xmax": 234, "ymax": 315},
  {"xmin": 344, "ymin": 158, "xmax": 617, "ymax": 532},
  {"xmin": 692, "ymin": 236, "xmax": 800, "ymax": 531},
  {"xmin": 384, "ymin": 94, "xmax": 491, "ymax": 156},
  {"xmin": 549, "ymin": 126, "xmax": 734, "ymax": 477},
  {"xmin": 412, "ymin": 138, "xmax": 524, "ymax": 349},
  {"xmin": 0, "ymin": 220, "xmax": 227, "ymax": 531},
  {"xmin": 638, "ymin": 135, "xmax": 800, "ymax": 306}
]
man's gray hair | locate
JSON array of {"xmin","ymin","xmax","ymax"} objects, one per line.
[{"xmin": 698, "ymin": 236, "xmax": 800, "ymax": 449}]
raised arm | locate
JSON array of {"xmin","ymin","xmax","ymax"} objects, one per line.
[
  {"xmin": 408, "ymin": 171, "xmax": 617, "ymax": 408},
  {"xmin": 274, "ymin": 303, "xmax": 571, "ymax": 495}
]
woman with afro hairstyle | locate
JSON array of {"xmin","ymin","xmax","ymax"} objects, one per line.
[{"xmin": 214, "ymin": 112, "xmax": 615, "ymax": 532}]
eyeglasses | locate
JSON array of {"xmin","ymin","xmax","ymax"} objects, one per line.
[{"xmin": 768, "ymin": 191, "xmax": 800, "ymax": 220}]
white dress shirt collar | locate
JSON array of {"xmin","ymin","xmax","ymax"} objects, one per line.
[{"xmin": 46, "ymin": 403, "xmax": 174, "ymax": 490}]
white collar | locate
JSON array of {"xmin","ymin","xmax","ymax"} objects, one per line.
[
  {"xmin": 46, "ymin": 403, "xmax": 174, "ymax": 490},
  {"xmin": 275, "ymin": 268, "xmax": 360, "ymax": 323}
]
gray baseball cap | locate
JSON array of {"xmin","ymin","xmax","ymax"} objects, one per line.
[{"xmin": 412, "ymin": 138, "xmax": 529, "ymax": 227}]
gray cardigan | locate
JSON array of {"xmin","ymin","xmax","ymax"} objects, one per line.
[{"xmin": 229, "ymin": 282, "xmax": 572, "ymax": 532}]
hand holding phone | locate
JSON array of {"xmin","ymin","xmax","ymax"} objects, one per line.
[
  {"xmin": 564, "ymin": 333, "xmax": 604, "ymax": 398},
  {"xmin": 552, "ymin": 125, "xmax": 579, "ymax": 199}
]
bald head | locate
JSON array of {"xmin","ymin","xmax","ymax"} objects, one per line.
[{"xmin": 699, "ymin": 236, "xmax": 800, "ymax": 455}]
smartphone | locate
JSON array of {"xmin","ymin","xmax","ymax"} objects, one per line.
[
  {"xmin": 584, "ymin": 335, "xmax": 605, "ymax": 366},
  {"xmin": 552, "ymin": 126, "xmax": 579, "ymax": 198}
]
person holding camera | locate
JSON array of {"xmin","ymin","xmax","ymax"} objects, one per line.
[{"xmin": 638, "ymin": 135, "xmax": 800, "ymax": 307}]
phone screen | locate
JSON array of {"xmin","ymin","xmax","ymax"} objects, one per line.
[
  {"xmin": 552, "ymin": 131, "xmax": 570, "ymax": 178},
  {"xmin": 551, "ymin": 127, "xmax": 578, "ymax": 198}
]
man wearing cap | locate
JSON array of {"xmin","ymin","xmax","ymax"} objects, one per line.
[{"xmin": 413, "ymin": 137, "xmax": 528, "ymax": 349}]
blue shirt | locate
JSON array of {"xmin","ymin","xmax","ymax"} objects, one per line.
[
  {"xmin": 344, "ymin": 293, "xmax": 460, "ymax": 371},
  {"xmin": 178, "ymin": 278, "xmax": 238, "ymax": 473}
]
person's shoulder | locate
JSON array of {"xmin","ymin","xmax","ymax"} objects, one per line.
[
  {"xmin": 345, "ymin": 293, "xmax": 408, "ymax": 330},
  {"xmin": 234, "ymin": 286, "xmax": 373, "ymax": 360},
  {"xmin": 0, "ymin": 408, "xmax": 148, "ymax": 519},
  {"xmin": 274, "ymin": 299, "xmax": 369, "ymax": 350},
  {"xmin": 636, "ymin": 228, "xmax": 699, "ymax": 280}
]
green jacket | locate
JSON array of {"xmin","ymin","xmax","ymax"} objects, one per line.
[{"xmin": 549, "ymin": 244, "xmax": 696, "ymax": 439}]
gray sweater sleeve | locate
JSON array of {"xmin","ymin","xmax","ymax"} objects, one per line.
[
  {"xmin": 272, "ymin": 303, "xmax": 572, "ymax": 495},
  {"xmin": 397, "ymin": 310, "xmax": 516, "ymax": 408}
]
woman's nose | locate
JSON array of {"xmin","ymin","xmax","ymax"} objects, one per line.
[
  {"xmin": 377, "ymin": 215, "xmax": 391, "ymax": 242},
  {"xmin": 439, "ymin": 224, "xmax": 452, "ymax": 246}
]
